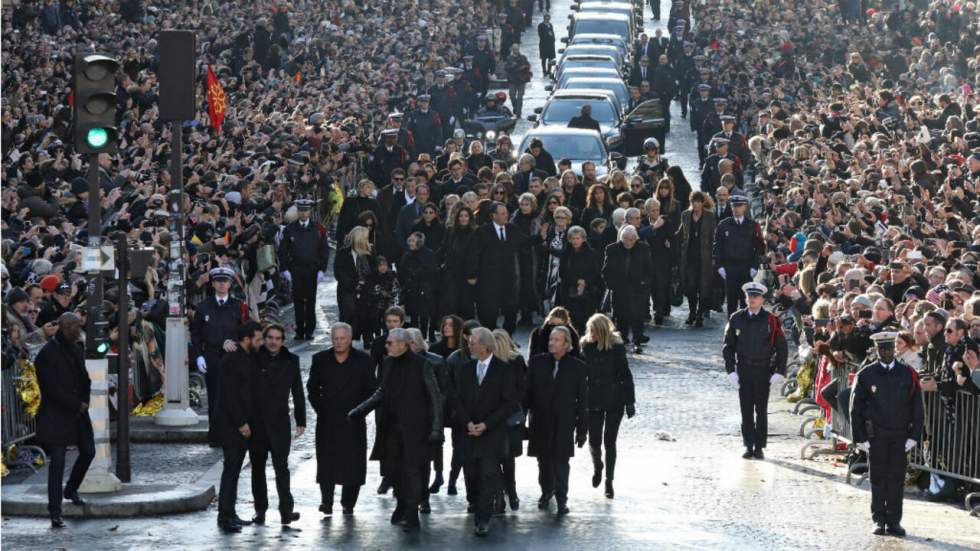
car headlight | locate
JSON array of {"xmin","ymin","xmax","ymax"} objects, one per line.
[{"xmin": 485, "ymin": 130, "xmax": 496, "ymax": 141}]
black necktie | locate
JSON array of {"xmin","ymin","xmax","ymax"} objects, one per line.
[{"xmin": 499, "ymin": 226, "xmax": 505, "ymax": 241}]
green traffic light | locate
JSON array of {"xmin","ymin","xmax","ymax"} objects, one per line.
[
  {"xmin": 96, "ymin": 341, "xmax": 110, "ymax": 353},
  {"xmin": 86, "ymin": 127, "xmax": 109, "ymax": 149}
]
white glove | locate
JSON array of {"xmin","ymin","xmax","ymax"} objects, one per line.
[
  {"xmin": 727, "ymin": 372, "xmax": 739, "ymax": 387},
  {"xmin": 718, "ymin": 267, "xmax": 727, "ymax": 279},
  {"xmin": 282, "ymin": 270, "xmax": 292, "ymax": 283},
  {"xmin": 750, "ymin": 268, "xmax": 758, "ymax": 278},
  {"xmin": 904, "ymin": 439, "xmax": 916, "ymax": 452},
  {"xmin": 196, "ymin": 356, "xmax": 207, "ymax": 374},
  {"xmin": 856, "ymin": 442, "xmax": 870, "ymax": 453},
  {"xmin": 449, "ymin": 116, "xmax": 456, "ymax": 125},
  {"xmin": 317, "ymin": 270, "xmax": 328, "ymax": 283},
  {"xmin": 769, "ymin": 373, "xmax": 785, "ymax": 385}
]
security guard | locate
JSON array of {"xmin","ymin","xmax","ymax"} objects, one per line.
[
  {"xmin": 698, "ymin": 97, "xmax": 728, "ymax": 164},
  {"xmin": 722, "ymin": 282, "xmax": 788, "ymax": 460},
  {"xmin": 689, "ymin": 84, "xmax": 713, "ymax": 162},
  {"xmin": 712, "ymin": 193, "xmax": 764, "ymax": 316},
  {"xmin": 408, "ymin": 94, "xmax": 443, "ymax": 157},
  {"xmin": 711, "ymin": 115, "xmax": 750, "ymax": 177},
  {"xmin": 700, "ymin": 137, "xmax": 736, "ymax": 197},
  {"xmin": 280, "ymin": 198, "xmax": 330, "ymax": 341},
  {"xmin": 850, "ymin": 332, "xmax": 924, "ymax": 538},
  {"xmin": 191, "ymin": 266, "xmax": 248, "ymax": 445}
]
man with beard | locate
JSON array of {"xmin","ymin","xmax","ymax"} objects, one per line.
[
  {"xmin": 348, "ymin": 328, "xmax": 443, "ymax": 533},
  {"xmin": 308, "ymin": 323, "xmax": 377, "ymax": 515}
]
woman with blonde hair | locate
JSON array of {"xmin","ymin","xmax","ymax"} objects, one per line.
[
  {"xmin": 492, "ymin": 329, "xmax": 528, "ymax": 512},
  {"xmin": 529, "ymin": 306, "xmax": 581, "ymax": 357},
  {"xmin": 580, "ymin": 314, "xmax": 635, "ymax": 498},
  {"xmin": 335, "ymin": 225, "xmax": 376, "ymax": 343}
]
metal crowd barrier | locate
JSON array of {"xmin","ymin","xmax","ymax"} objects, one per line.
[{"xmin": 1, "ymin": 361, "xmax": 47, "ymax": 473}]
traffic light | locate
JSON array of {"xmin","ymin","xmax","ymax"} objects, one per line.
[{"xmin": 73, "ymin": 54, "xmax": 119, "ymax": 154}]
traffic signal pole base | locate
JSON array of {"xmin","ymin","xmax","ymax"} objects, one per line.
[
  {"xmin": 154, "ymin": 319, "xmax": 198, "ymax": 427},
  {"xmin": 79, "ymin": 357, "xmax": 122, "ymax": 494}
]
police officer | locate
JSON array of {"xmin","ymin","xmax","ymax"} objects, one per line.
[
  {"xmin": 699, "ymin": 97, "xmax": 728, "ymax": 165},
  {"xmin": 712, "ymin": 193, "xmax": 764, "ymax": 317},
  {"xmin": 430, "ymin": 70, "xmax": 461, "ymax": 142},
  {"xmin": 369, "ymin": 129, "xmax": 409, "ymax": 187},
  {"xmin": 689, "ymin": 84, "xmax": 713, "ymax": 146},
  {"xmin": 191, "ymin": 266, "xmax": 248, "ymax": 445},
  {"xmin": 280, "ymin": 198, "xmax": 330, "ymax": 341},
  {"xmin": 700, "ymin": 137, "xmax": 736, "ymax": 198},
  {"xmin": 712, "ymin": 115, "xmax": 750, "ymax": 177},
  {"xmin": 722, "ymin": 282, "xmax": 788, "ymax": 460},
  {"xmin": 408, "ymin": 95, "xmax": 443, "ymax": 157},
  {"xmin": 851, "ymin": 332, "xmax": 924, "ymax": 538}
]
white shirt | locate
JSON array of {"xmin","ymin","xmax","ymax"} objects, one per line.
[
  {"xmin": 735, "ymin": 217, "xmax": 744, "ymax": 224},
  {"xmin": 476, "ymin": 354, "xmax": 494, "ymax": 384},
  {"xmin": 215, "ymin": 294, "xmax": 229, "ymax": 307},
  {"xmin": 493, "ymin": 222, "xmax": 506, "ymax": 240}
]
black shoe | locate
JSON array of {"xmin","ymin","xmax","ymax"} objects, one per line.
[
  {"xmin": 873, "ymin": 523, "xmax": 887, "ymax": 536},
  {"xmin": 886, "ymin": 524, "xmax": 906, "ymax": 537},
  {"xmin": 493, "ymin": 493, "xmax": 506, "ymax": 516},
  {"xmin": 447, "ymin": 481, "xmax": 458, "ymax": 496},
  {"xmin": 252, "ymin": 512, "xmax": 266, "ymax": 525},
  {"xmin": 218, "ymin": 518, "xmax": 242, "ymax": 533},
  {"xmin": 592, "ymin": 470, "xmax": 602, "ymax": 488},
  {"xmin": 428, "ymin": 472, "xmax": 444, "ymax": 494},
  {"xmin": 319, "ymin": 504, "xmax": 333, "ymax": 516},
  {"xmin": 378, "ymin": 479, "xmax": 392, "ymax": 495},
  {"xmin": 635, "ymin": 334, "xmax": 650, "ymax": 344},
  {"xmin": 419, "ymin": 501, "xmax": 431, "ymax": 514},
  {"xmin": 508, "ymin": 495, "xmax": 520, "ymax": 511},
  {"xmin": 466, "ymin": 503, "xmax": 476, "ymax": 514},
  {"xmin": 51, "ymin": 514, "xmax": 66, "ymax": 529},
  {"xmin": 281, "ymin": 511, "xmax": 300, "ymax": 525},
  {"xmin": 742, "ymin": 448, "xmax": 754, "ymax": 459},
  {"xmin": 632, "ymin": 344, "xmax": 643, "ymax": 354},
  {"xmin": 654, "ymin": 316, "xmax": 664, "ymax": 326},
  {"xmin": 390, "ymin": 508, "xmax": 404, "ymax": 525},
  {"xmin": 693, "ymin": 318, "xmax": 704, "ymax": 328},
  {"xmin": 342, "ymin": 507, "xmax": 354, "ymax": 515},
  {"xmin": 474, "ymin": 523, "xmax": 489, "ymax": 537},
  {"xmin": 537, "ymin": 492, "xmax": 553, "ymax": 510},
  {"xmin": 605, "ymin": 480, "xmax": 615, "ymax": 499},
  {"xmin": 556, "ymin": 502, "xmax": 570, "ymax": 516},
  {"xmin": 685, "ymin": 313, "xmax": 695, "ymax": 325},
  {"xmin": 232, "ymin": 514, "xmax": 252, "ymax": 526},
  {"xmin": 753, "ymin": 449, "xmax": 765, "ymax": 460},
  {"xmin": 64, "ymin": 491, "xmax": 86, "ymax": 506}
]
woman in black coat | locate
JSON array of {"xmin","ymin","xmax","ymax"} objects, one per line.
[
  {"xmin": 492, "ymin": 329, "xmax": 528, "ymax": 511},
  {"xmin": 307, "ymin": 335, "xmax": 377, "ymax": 514},
  {"xmin": 528, "ymin": 306, "xmax": 581, "ymax": 358},
  {"xmin": 557, "ymin": 226, "xmax": 601, "ymax": 334},
  {"xmin": 675, "ymin": 191, "xmax": 717, "ymax": 327},
  {"xmin": 398, "ymin": 233, "xmax": 440, "ymax": 339},
  {"xmin": 511, "ymin": 193, "xmax": 542, "ymax": 324},
  {"xmin": 410, "ymin": 202, "xmax": 446, "ymax": 256},
  {"xmin": 334, "ymin": 226, "xmax": 376, "ymax": 344},
  {"xmin": 580, "ymin": 314, "xmax": 636, "ymax": 499},
  {"xmin": 439, "ymin": 207, "xmax": 478, "ymax": 320},
  {"xmin": 580, "ymin": 183, "xmax": 615, "ymax": 228}
]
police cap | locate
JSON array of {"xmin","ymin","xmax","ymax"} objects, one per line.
[
  {"xmin": 742, "ymin": 282, "xmax": 767, "ymax": 296},
  {"xmin": 295, "ymin": 198, "xmax": 316, "ymax": 209},
  {"xmin": 210, "ymin": 267, "xmax": 236, "ymax": 281},
  {"xmin": 871, "ymin": 331, "xmax": 897, "ymax": 349},
  {"xmin": 729, "ymin": 192, "xmax": 748, "ymax": 205}
]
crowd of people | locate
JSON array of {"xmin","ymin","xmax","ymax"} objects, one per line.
[{"xmin": 3, "ymin": 0, "xmax": 980, "ymax": 539}]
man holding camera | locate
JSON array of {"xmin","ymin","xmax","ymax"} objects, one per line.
[{"xmin": 280, "ymin": 198, "xmax": 330, "ymax": 341}]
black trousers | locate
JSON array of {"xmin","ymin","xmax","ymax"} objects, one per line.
[
  {"xmin": 724, "ymin": 263, "xmax": 752, "ymax": 317},
  {"xmin": 249, "ymin": 433, "xmax": 293, "ymax": 516},
  {"xmin": 218, "ymin": 438, "xmax": 249, "ymax": 518},
  {"xmin": 536, "ymin": 453, "xmax": 571, "ymax": 503},
  {"xmin": 588, "ymin": 408, "xmax": 624, "ymax": 480},
  {"xmin": 537, "ymin": 0, "xmax": 550, "ymax": 11},
  {"xmin": 613, "ymin": 289, "xmax": 647, "ymax": 343},
  {"xmin": 869, "ymin": 436, "xmax": 907, "ymax": 525},
  {"xmin": 650, "ymin": 0, "xmax": 661, "ymax": 18},
  {"xmin": 737, "ymin": 375, "xmax": 770, "ymax": 450},
  {"xmin": 291, "ymin": 270, "xmax": 317, "ymax": 337},
  {"xmin": 478, "ymin": 287, "xmax": 517, "ymax": 335},
  {"xmin": 45, "ymin": 423, "xmax": 95, "ymax": 515},
  {"xmin": 320, "ymin": 483, "xmax": 361, "ymax": 510},
  {"xmin": 684, "ymin": 262, "xmax": 706, "ymax": 318},
  {"xmin": 650, "ymin": 266, "xmax": 672, "ymax": 319},
  {"xmin": 393, "ymin": 464, "xmax": 424, "ymax": 527},
  {"xmin": 464, "ymin": 456, "xmax": 501, "ymax": 524}
]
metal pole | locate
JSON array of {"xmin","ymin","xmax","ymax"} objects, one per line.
[
  {"xmin": 79, "ymin": 154, "xmax": 121, "ymax": 493},
  {"xmin": 115, "ymin": 233, "xmax": 131, "ymax": 482},
  {"xmin": 156, "ymin": 121, "xmax": 197, "ymax": 426}
]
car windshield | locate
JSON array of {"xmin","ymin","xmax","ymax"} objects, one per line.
[
  {"xmin": 564, "ymin": 81, "xmax": 627, "ymax": 106},
  {"xmin": 525, "ymin": 134, "xmax": 605, "ymax": 160},
  {"xmin": 561, "ymin": 58, "xmax": 616, "ymax": 71},
  {"xmin": 575, "ymin": 20, "xmax": 629, "ymax": 39},
  {"xmin": 542, "ymin": 99, "xmax": 617, "ymax": 124}
]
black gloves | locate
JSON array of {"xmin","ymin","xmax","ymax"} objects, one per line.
[{"xmin": 625, "ymin": 403, "xmax": 636, "ymax": 419}]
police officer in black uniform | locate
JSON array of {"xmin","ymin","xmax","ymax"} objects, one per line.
[
  {"xmin": 700, "ymin": 137, "xmax": 736, "ymax": 198},
  {"xmin": 408, "ymin": 95, "xmax": 443, "ymax": 157},
  {"xmin": 722, "ymin": 282, "xmax": 788, "ymax": 460},
  {"xmin": 851, "ymin": 332, "xmax": 924, "ymax": 538},
  {"xmin": 711, "ymin": 115, "xmax": 750, "ymax": 178},
  {"xmin": 712, "ymin": 193, "xmax": 764, "ymax": 317},
  {"xmin": 280, "ymin": 198, "xmax": 330, "ymax": 341},
  {"xmin": 689, "ymin": 84, "xmax": 713, "ymax": 163},
  {"xmin": 698, "ymin": 97, "xmax": 728, "ymax": 165},
  {"xmin": 191, "ymin": 266, "xmax": 248, "ymax": 445}
]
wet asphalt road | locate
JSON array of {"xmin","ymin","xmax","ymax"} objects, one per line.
[{"xmin": 3, "ymin": 1, "xmax": 978, "ymax": 549}]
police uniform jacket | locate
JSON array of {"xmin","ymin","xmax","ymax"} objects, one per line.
[
  {"xmin": 850, "ymin": 360, "xmax": 924, "ymax": 442},
  {"xmin": 722, "ymin": 307, "xmax": 788, "ymax": 377},
  {"xmin": 281, "ymin": 219, "xmax": 330, "ymax": 275},
  {"xmin": 712, "ymin": 216, "xmax": 764, "ymax": 268},
  {"xmin": 191, "ymin": 295, "xmax": 247, "ymax": 360}
]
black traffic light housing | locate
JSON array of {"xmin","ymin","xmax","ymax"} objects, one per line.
[{"xmin": 73, "ymin": 54, "xmax": 120, "ymax": 154}]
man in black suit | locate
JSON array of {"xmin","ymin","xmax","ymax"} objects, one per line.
[
  {"xmin": 470, "ymin": 202, "xmax": 521, "ymax": 334},
  {"xmin": 524, "ymin": 326, "xmax": 588, "ymax": 516},
  {"xmin": 249, "ymin": 324, "xmax": 306, "ymax": 526},
  {"xmin": 34, "ymin": 313, "xmax": 93, "ymax": 529},
  {"xmin": 214, "ymin": 320, "xmax": 263, "ymax": 533},
  {"xmin": 450, "ymin": 327, "xmax": 518, "ymax": 536},
  {"xmin": 602, "ymin": 225, "xmax": 654, "ymax": 352},
  {"xmin": 348, "ymin": 328, "xmax": 443, "ymax": 533},
  {"xmin": 628, "ymin": 55, "xmax": 653, "ymax": 87}
]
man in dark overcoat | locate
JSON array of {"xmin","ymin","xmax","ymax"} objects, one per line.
[
  {"xmin": 601, "ymin": 225, "xmax": 654, "ymax": 351},
  {"xmin": 469, "ymin": 202, "xmax": 522, "ymax": 334},
  {"xmin": 308, "ymin": 323, "xmax": 377, "ymax": 515},
  {"xmin": 524, "ymin": 326, "xmax": 588, "ymax": 516}
]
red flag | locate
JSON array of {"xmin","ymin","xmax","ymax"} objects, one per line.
[{"xmin": 206, "ymin": 65, "xmax": 227, "ymax": 133}]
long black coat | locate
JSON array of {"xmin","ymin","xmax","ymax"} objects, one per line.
[
  {"xmin": 335, "ymin": 195, "xmax": 381, "ymax": 245},
  {"xmin": 524, "ymin": 353, "xmax": 588, "ymax": 459},
  {"xmin": 557, "ymin": 243, "xmax": 601, "ymax": 330},
  {"xmin": 450, "ymin": 355, "xmax": 519, "ymax": 460},
  {"xmin": 34, "ymin": 332, "xmax": 92, "ymax": 446},
  {"xmin": 581, "ymin": 342, "xmax": 635, "ymax": 411},
  {"xmin": 308, "ymin": 348, "xmax": 377, "ymax": 486},
  {"xmin": 353, "ymin": 351, "xmax": 442, "ymax": 477},
  {"xmin": 602, "ymin": 240, "xmax": 653, "ymax": 311},
  {"xmin": 251, "ymin": 347, "xmax": 306, "ymax": 455},
  {"xmin": 213, "ymin": 348, "xmax": 255, "ymax": 446},
  {"xmin": 676, "ymin": 209, "xmax": 717, "ymax": 296},
  {"xmin": 537, "ymin": 21, "xmax": 556, "ymax": 59},
  {"xmin": 470, "ymin": 223, "xmax": 523, "ymax": 309}
]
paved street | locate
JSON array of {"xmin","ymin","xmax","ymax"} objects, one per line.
[{"xmin": 2, "ymin": 1, "xmax": 977, "ymax": 549}]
